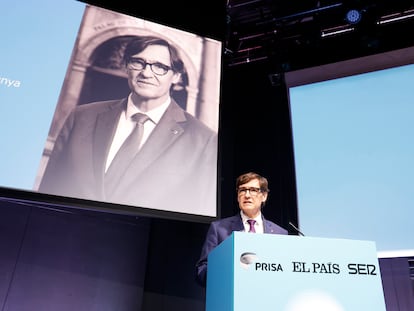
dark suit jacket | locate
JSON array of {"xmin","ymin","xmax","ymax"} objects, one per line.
[
  {"xmin": 195, "ymin": 213, "xmax": 288, "ymax": 287},
  {"xmin": 38, "ymin": 98, "xmax": 217, "ymax": 216}
]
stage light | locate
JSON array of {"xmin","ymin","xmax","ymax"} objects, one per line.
[{"xmin": 345, "ymin": 9, "xmax": 362, "ymax": 24}]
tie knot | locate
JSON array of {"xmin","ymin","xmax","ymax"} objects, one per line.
[
  {"xmin": 247, "ymin": 219, "xmax": 256, "ymax": 233},
  {"xmin": 132, "ymin": 113, "xmax": 149, "ymax": 125}
]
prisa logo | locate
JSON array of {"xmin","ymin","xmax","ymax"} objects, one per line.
[{"xmin": 240, "ymin": 252, "xmax": 284, "ymax": 272}]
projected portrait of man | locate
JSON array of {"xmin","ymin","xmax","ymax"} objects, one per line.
[{"xmin": 38, "ymin": 35, "xmax": 218, "ymax": 216}]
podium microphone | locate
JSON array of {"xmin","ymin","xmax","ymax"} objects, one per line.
[{"xmin": 289, "ymin": 222, "xmax": 305, "ymax": 236}]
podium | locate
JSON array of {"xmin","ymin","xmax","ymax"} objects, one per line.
[{"xmin": 206, "ymin": 232, "xmax": 386, "ymax": 311}]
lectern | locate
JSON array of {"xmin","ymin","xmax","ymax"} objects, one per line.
[{"xmin": 206, "ymin": 232, "xmax": 386, "ymax": 311}]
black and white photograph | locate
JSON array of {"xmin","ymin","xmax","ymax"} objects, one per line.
[{"xmin": 34, "ymin": 4, "xmax": 222, "ymax": 218}]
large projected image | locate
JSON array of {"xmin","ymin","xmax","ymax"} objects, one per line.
[
  {"xmin": 0, "ymin": 1, "xmax": 221, "ymax": 220},
  {"xmin": 286, "ymin": 48, "xmax": 414, "ymax": 254}
]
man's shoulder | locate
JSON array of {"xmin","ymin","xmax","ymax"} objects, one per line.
[
  {"xmin": 212, "ymin": 215, "xmax": 240, "ymax": 226},
  {"xmin": 169, "ymin": 100, "xmax": 217, "ymax": 136},
  {"xmin": 264, "ymin": 218, "xmax": 288, "ymax": 235}
]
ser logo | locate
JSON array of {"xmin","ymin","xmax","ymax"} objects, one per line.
[{"xmin": 348, "ymin": 263, "xmax": 377, "ymax": 275}]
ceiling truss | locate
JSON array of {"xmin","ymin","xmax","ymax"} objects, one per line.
[{"xmin": 225, "ymin": 0, "xmax": 414, "ymax": 70}]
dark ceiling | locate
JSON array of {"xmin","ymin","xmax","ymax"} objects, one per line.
[
  {"xmin": 225, "ymin": 0, "xmax": 414, "ymax": 71},
  {"xmin": 88, "ymin": 0, "xmax": 414, "ymax": 72}
]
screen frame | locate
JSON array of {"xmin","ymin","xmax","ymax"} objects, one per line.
[
  {"xmin": 284, "ymin": 44, "xmax": 414, "ymax": 251},
  {"xmin": 0, "ymin": 1, "xmax": 222, "ymax": 223}
]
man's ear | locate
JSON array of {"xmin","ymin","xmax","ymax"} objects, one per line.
[{"xmin": 171, "ymin": 72, "xmax": 182, "ymax": 84}]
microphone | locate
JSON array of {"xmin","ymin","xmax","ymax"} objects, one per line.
[{"xmin": 289, "ymin": 221, "xmax": 305, "ymax": 236}]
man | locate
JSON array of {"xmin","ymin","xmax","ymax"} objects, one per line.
[
  {"xmin": 195, "ymin": 171, "xmax": 288, "ymax": 287},
  {"xmin": 38, "ymin": 36, "xmax": 217, "ymax": 216}
]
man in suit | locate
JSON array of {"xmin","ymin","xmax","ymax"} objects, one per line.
[
  {"xmin": 195, "ymin": 171, "xmax": 288, "ymax": 287},
  {"xmin": 38, "ymin": 36, "xmax": 217, "ymax": 216}
]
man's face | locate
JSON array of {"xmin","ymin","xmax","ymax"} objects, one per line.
[
  {"xmin": 126, "ymin": 44, "xmax": 181, "ymax": 101},
  {"xmin": 237, "ymin": 178, "xmax": 267, "ymax": 218}
]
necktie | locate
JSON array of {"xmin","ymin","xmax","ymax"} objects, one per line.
[
  {"xmin": 247, "ymin": 219, "xmax": 256, "ymax": 233},
  {"xmin": 105, "ymin": 113, "xmax": 149, "ymax": 195}
]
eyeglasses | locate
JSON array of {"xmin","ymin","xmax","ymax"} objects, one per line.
[
  {"xmin": 127, "ymin": 57, "xmax": 172, "ymax": 76},
  {"xmin": 237, "ymin": 187, "xmax": 262, "ymax": 196}
]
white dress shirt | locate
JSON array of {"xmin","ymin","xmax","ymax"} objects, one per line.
[
  {"xmin": 240, "ymin": 211, "xmax": 264, "ymax": 233},
  {"xmin": 105, "ymin": 94, "xmax": 170, "ymax": 171}
]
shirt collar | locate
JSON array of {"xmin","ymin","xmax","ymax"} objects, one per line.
[
  {"xmin": 126, "ymin": 94, "xmax": 170, "ymax": 124},
  {"xmin": 240, "ymin": 210, "xmax": 262, "ymax": 225}
]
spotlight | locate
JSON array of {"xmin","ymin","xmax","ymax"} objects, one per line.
[{"xmin": 345, "ymin": 9, "xmax": 362, "ymax": 24}]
